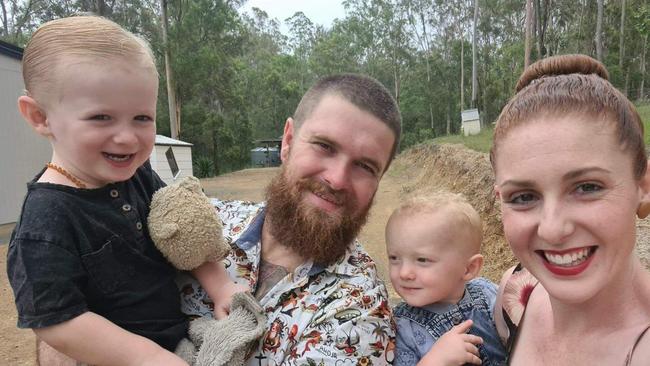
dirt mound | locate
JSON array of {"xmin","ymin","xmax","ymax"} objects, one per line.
[{"xmin": 394, "ymin": 143, "xmax": 516, "ymax": 281}]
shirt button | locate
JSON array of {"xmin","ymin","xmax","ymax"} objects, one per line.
[
  {"xmin": 122, "ymin": 204, "xmax": 132, "ymax": 212},
  {"xmin": 136, "ymin": 222, "xmax": 143, "ymax": 230},
  {"xmin": 110, "ymin": 189, "xmax": 119, "ymax": 198}
]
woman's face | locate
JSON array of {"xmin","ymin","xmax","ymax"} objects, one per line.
[{"xmin": 493, "ymin": 115, "xmax": 649, "ymax": 303}]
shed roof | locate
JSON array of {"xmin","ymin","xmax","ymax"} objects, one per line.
[
  {"xmin": 155, "ymin": 134, "xmax": 193, "ymax": 147},
  {"xmin": 0, "ymin": 39, "xmax": 23, "ymax": 60}
]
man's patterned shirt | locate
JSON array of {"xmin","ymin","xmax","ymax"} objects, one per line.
[{"xmin": 179, "ymin": 199, "xmax": 396, "ymax": 366}]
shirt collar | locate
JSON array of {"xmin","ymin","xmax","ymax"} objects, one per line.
[{"xmin": 235, "ymin": 207, "xmax": 265, "ymax": 250}]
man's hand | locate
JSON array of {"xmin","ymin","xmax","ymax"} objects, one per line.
[{"xmin": 417, "ymin": 319, "xmax": 483, "ymax": 366}]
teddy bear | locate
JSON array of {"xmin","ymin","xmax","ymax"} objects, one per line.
[
  {"xmin": 148, "ymin": 176, "xmax": 267, "ymax": 366},
  {"xmin": 148, "ymin": 176, "xmax": 228, "ymax": 270}
]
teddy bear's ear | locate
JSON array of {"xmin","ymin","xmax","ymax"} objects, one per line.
[
  {"xmin": 157, "ymin": 222, "xmax": 179, "ymax": 239},
  {"xmin": 179, "ymin": 176, "xmax": 202, "ymax": 193}
]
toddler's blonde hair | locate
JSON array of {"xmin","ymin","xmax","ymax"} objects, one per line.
[
  {"xmin": 22, "ymin": 15, "xmax": 157, "ymax": 104},
  {"xmin": 387, "ymin": 191, "xmax": 483, "ymax": 254}
]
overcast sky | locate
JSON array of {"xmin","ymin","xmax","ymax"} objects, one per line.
[{"xmin": 240, "ymin": 0, "xmax": 347, "ymax": 33}]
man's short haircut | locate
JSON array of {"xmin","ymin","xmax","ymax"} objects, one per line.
[
  {"xmin": 292, "ymin": 74, "xmax": 402, "ymax": 166},
  {"xmin": 388, "ymin": 192, "xmax": 483, "ymax": 254}
]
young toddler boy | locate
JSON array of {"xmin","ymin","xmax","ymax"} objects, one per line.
[
  {"xmin": 386, "ymin": 192, "xmax": 506, "ymax": 366},
  {"xmin": 7, "ymin": 15, "xmax": 244, "ymax": 365}
]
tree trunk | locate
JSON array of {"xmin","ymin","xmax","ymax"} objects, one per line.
[
  {"xmin": 640, "ymin": 33, "xmax": 648, "ymax": 100},
  {"xmin": 460, "ymin": 35, "xmax": 465, "ymax": 111},
  {"xmin": 160, "ymin": 0, "xmax": 179, "ymax": 139},
  {"xmin": 446, "ymin": 103, "xmax": 451, "ymax": 135},
  {"xmin": 471, "ymin": 0, "xmax": 478, "ymax": 108},
  {"xmin": 0, "ymin": 0, "xmax": 8, "ymax": 37},
  {"xmin": 625, "ymin": 66, "xmax": 630, "ymax": 97},
  {"xmin": 534, "ymin": 0, "xmax": 541, "ymax": 57},
  {"xmin": 596, "ymin": 0, "xmax": 603, "ymax": 61},
  {"xmin": 535, "ymin": 0, "xmax": 549, "ymax": 58},
  {"xmin": 525, "ymin": 0, "xmax": 534, "ymax": 68},
  {"xmin": 95, "ymin": 0, "xmax": 105, "ymax": 15},
  {"xmin": 619, "ymin": 0, "xmax": 626, "ymax": 69},
  {"xmin": 418, "ymin": 10, "xmax": 435, "ymax": 131}
]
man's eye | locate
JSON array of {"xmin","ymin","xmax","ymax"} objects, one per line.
[
  {"xmin": 314, "ymin": 142, "xmax": 333, "ymax": 152},
  {"xmin": 357, "ymin": 162, "xmax": 377, "ymax": 176}
]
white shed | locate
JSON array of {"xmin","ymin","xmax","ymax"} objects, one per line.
[
  {"xmin": 150, "ymin": 135, "xmax": 194, "ymax": 185},
  {"xmin": 461, "ymin": 108, "xmax": 481, "ymax": 136},
  {"xmin": 0, "ymin": 41, "xmax": 52, "ymax": 225}
]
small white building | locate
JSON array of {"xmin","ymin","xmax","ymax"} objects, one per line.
[
  {"xmin": 461, "ymin": 108, "xmax": 481, "ymax": 136},
  {"xmin": 0, "ymin": 40, "xmax": 52, "ymax": 225},
  {"xmin": 150, "ymin": 135, "xmax": 194, "ymax": 185}
]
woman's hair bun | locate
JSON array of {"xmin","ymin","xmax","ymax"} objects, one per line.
[{"xmin": 515, "ymin": 54, "xmax": 609, "ymax": 92}]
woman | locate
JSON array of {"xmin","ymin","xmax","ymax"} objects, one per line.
[{"xmin": 491, "ymin": 54, "xmax": 650, "ymax": 365}]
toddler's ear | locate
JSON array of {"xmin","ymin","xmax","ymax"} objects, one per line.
[
  {"xmin": 463, "ymin": 254, "xmax": 484, "ymax": 281},
  {"xmin": 18, "ymin": 96, "xmax": 51, "ymax": 137}
]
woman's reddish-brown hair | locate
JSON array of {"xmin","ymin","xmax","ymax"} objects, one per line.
[{"xmin": 491, "ymin": 54, "xmax": 646, "ymax": 179}]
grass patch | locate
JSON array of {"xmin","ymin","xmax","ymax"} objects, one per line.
[
  {"xmin": 431, "ymin": 102, "xmax": 650, "ymax": 153},
  {"xmin": 432, "ymin": 127, "xmax": 494, "ymax": 153}
]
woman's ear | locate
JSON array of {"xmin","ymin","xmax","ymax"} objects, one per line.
[
  {"xmin": 637, "ymin": 162, "xmax": 650, "ymax": 219},
  {"xmin": 463, "ymin": 254, "xmax": 484, "ymax": 281},
  {"xmin": 18, "ymin": 96, "xmax": 51, "ymax": 137}
]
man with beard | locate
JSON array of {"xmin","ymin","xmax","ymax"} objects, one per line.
[{"xmin": 179, "ymin": 74, "xmax": 400, "ymax": 365}]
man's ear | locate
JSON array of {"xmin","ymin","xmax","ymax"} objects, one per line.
[
  {"xmin": 18, "ymin": 96, "xmax": 51, "ymax": 137},
  {"xmin": 463, "ymin": 254, "xmax": 484, "ymax": 281},
  {"xmin": 637, "ymin": 161, "xmax": 650, "ymax": 219},
  {"xmin": 280, "ymin": 117, "xmax": 295, "ymax": 162}
]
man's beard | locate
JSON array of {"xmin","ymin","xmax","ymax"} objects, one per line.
[{"xmin": 264, "ymin": 168, "xmax": 372, "ymax": 266}]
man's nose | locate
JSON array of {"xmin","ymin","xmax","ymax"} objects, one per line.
[{"xmin": 323, "ymin": 159, "xmax": 350, "ymax": 191}]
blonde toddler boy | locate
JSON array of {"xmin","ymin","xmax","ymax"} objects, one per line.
[{"xmin": 386, "ymin": 192, "xmax": 506, "ymax": 366}]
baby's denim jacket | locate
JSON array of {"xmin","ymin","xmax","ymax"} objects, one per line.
[{"xmin": 393, "ymin": 277, "xmax": 506, "ymax": 366}]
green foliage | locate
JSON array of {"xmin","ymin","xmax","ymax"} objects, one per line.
[
  {"xmin": 193, "ymin": 155, "xmax": 215, "ymax": 178},
  {"xmin": 4, "ymin": 0, "xmax": 650, "ymax": 171}
]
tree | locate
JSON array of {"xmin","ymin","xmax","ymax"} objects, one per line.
[
  {"xmin": 471, "ymin": 0, "xmax": 478, "ymax": 108},
  {"xmin": 524, "ymin": 0, "xmax": 533, "ymax": 68},
  {"xmin": 160, "ymin": 0, "xmax": 179, "ymax": 139},
  {"xmin": 596, "ymin": 0, "xmax": 604, "ymax": 61},
  {"xmin": 620, "ymin": 0, "xmax": 627, "ymax": 69}
]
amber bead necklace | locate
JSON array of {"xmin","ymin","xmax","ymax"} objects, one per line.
[{"xmin": 45, "ymin": 162, "xmax": 87, "ymax": 188}]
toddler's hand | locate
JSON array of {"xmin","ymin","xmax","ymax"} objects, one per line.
[
  {"xmin": 418, "ymin": 319, "xmax": 483, "ymax": 366},
  {"xmin": 211, "ymin": 280, "xmax": 249, "ymax": 319}
]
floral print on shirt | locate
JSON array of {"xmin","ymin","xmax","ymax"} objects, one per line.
[{"xmin": 178, "ymin": 199, "xmax": 397, "ymax": 366}]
